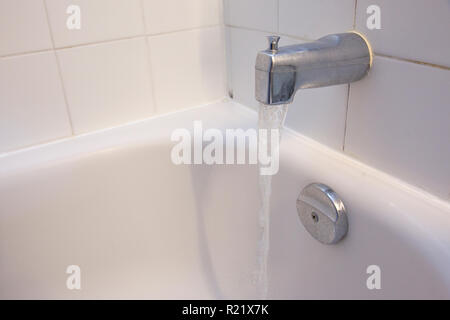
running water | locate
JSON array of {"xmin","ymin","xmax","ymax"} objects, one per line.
[{"xmin": 256, "ymin": 103, "xmax": 288, "ymax": 299}]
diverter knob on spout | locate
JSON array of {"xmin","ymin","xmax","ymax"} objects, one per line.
[{"xmin": 267, "ymin": 35, "xmax": 280, "ymax": 52}]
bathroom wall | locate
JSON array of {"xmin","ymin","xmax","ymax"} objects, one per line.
[
  {"xmin": 0, "ymin": 0, "xmax": 226, "ymax": 153},
  {"xmin": 224, "ymin": 0, "xmax": 450, "ymax": 201}
]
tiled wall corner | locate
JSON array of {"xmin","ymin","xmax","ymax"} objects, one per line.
[
  {"xmin": 57, "ymin": 38, "xmax": 154, "ymax": 134},
  {"xmin": 228, "ymin": 27, "xmax": 270, "ymax": 110},
  {"xmin": 0, "ymin": 52, "xmax": 72, "ymax": 153},
  {"xmin": 148, "ymin": 27, "xmax": 226, "ymax": 114},
  {"xmin": 345, "ymin": 57, "xmax": 450, "ymax": 200},
  {"xmin": 224, "ymin": 27, "xmax": 233, "ymax": 98},
  {"xmin": 355, "ymin": 0, "xmax": 450, "ymax": 67}
]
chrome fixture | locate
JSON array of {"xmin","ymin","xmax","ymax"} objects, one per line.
[
  {"xmin": 255, "ymin": 32, "xmax": 372, "ymax": 105},
  {"xmin": 296, "ymin": 183, "xmax": 348, "ymax": 244}
]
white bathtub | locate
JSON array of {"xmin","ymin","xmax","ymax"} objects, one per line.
[{"xmin": 1, "ymin": 101, "xmax": 449, "ymax": 299}]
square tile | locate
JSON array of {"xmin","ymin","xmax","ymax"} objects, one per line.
[
  {"xmin": 57, "ymin": 38, "xmax": 154, "ymax": 134},
  {"xmin": 355, "ymin": 0, "xmax": 450, "ymax": 67},
  {"xmin": 346, "ymin": 56, "xmax": 450, "ymax": 200},
  {"xmin": 279, "ymin": 0, "xmax": 355, "ymax": 40},
  {"xmin": 0, "ymin": 0, "xmax": 53, "ymax": 56},
  {"xmin": 143, "ymin": 0, "xmax": 221, "ymax": 35},
  {"xmin": 224, "ymin": 0, "xmax": 278, "ymax": 33},
  {"xmin": 148, "ymin": 27, "xmax": 226, "ymax": 113},
  {"xmin": 45, "ymin": 0, "xmax": 144, "ymax": 48},
  {"xmin": 284, "ymin": 85, "xmax": 349, "ymax": 151},
  {"xmin": 0, "ymin": 52, "xmax": 71, "ymax": 152}
]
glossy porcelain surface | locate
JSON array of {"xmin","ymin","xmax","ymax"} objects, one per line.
[{"xmin": 1, "ymin": 101, "xmax": 449, "ymax": 299}]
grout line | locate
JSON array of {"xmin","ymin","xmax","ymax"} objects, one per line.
[
  {"xmin": 0, "ymin": 25, "xmax": 221, "ymax": 59},
  {"xmin": 143, "ymin": 24, "xmax": 221, "ymax": 37},
  {"xmin": 344, "ymin": 0, "xmax": 357, "ymax": 151},
  {"xmin": 225, "ymin": 26, "xmax": 234, "ymax": 99},
  {"xmin": 54, "ymin": 25, "xmax": 221, "ymax": 51},
  {"xmin": 0, "ymin": 47, "xmax": 54, "ymax": 59},
  {"xmin": 42, "ymin": 0, "xmax": 75, "ymax": 135},
  {"xmin": 219, "ymin": 0, "xmax": 225, "ymax": 27},
  {"xmin": 353, "ymin": 0, "xmax": 358, "ymax": 29},
  {"xmin": 276, "ymin": 0, "xmax": 280, "ymax": 33},
  {"xmin": 374, "ymin": 52, "xmax": 450, "ymax": 70},
  {"xmin": 225, "ymin": 25, "xmax": 450, "ymax": 70},
  {"xmin": 220, "ymin": 0, "xmax": 232, "ymax": 97},
  {"xmin": 226, "ymin": 24, "xmax": 312, "ymax": 42},
  {"xmin": 0, "ymin": 133, "xmax": 79, "ymax": 156},
  {"xmin": 282, "ymin": 124, "xmax": 450, "ymax": 209},
  {"xmin": 342, "ymin": 84, "xmax": 351, "ymax": 152},
  {"xmin": 140, "ymin": 0, "xmax": 158, "ymax": 114},
  {"xmin": 54, "ymin": 34, "xmax": 149, "ymax": 51},
  {"xmin": 220, "ymin": 0, "xmax": 231, "ymax": 98},
  {"xmin": 140, "ymin": 0, "xmax": 149, "ymax": 33},
  {"xmin": 0, "ymin": 97, "xmax": 229, "ymax": 157},
  {"xmin": 2, "ymin": 22, "xmax": 448, "ymax": 73}
]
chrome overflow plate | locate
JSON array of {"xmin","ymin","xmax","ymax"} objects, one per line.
[{"xmin": 296, "ymin": 183, "xmax": 348, "ymax": 244}]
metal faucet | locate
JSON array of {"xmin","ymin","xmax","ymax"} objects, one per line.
[{"xmin": 255, "ymin": 32, "xmax": 372, "ymax": 105}]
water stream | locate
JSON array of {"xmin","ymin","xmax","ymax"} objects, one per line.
[{"xmin": 256, "ymin": 103, "xmax": 288, "ymax": 299}]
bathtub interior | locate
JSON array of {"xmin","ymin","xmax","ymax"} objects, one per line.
[{"xmin": 0, "ymin": 101, "xmax": 450, "ymax": 299}]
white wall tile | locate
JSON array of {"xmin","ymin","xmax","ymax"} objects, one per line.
[
  {"xmin": 57, "ymin": 38, "xmax": 154, "ymax": 134},
  {"xmin": 0, "ymin": 53, "xmax": 72, "ymax": 152},
  {"xmin": 0, "ymin": 0, "xmax": 53, "ymax": 56},
  {"xmin": 224, "ymin": 0, "xmax": 278, "ymax": 33},
  {"xmin": 45, "ymin": 0, "xmax": 144, "ymax": 48},
  {"xmin": 346, "ymin": 57, "xmax": 450, "ymax": 200},
  {"xmin": 285, "ymin": 85, "xmax": 348, "ymax": 151},
  {"xmin": 279, "ymin": 0, "xmax": 355, "ymax": 40},
  {"xmin": 143, "ymin": 0, "xmax": 221, "ymax": 35},
  {"xmin": 356, "ymin": 0, "xmax": 450, "ymax": 67},
  {"xmin": 148, "ymin": 27, "xmax": 226, "ymax": 113},
  {"xmin": 229, "ymin": 27, "xmax": 270, "ymax": 109}
]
